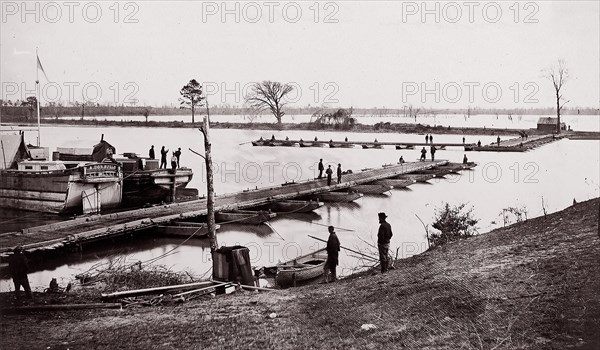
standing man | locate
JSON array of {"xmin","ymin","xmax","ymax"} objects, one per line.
[
  {"xmin": 497, "ymin": 136, "xmax": 501, "ymax": 146},
  {"xmin": 149, "ymin": 145, "xmax": 155, "ymax": 159},
  {"xmin": 9, "ymin": 246, "xmax": 32, "ymax": 301},
  {"xmin": 326, "ymin": 165, "xmax": 333, "ymax": 186},
  {"xmin": 174, "ymin": 147, "xmax": 182, "ymax": 168},
  {"xmin": 337, "ymin": 163, "xmax": 342, "ymax": 184},
  {"xmin": 323, "ymin": 226, "xmax": 340, "ymax": 283},
  {"xmin": 170, "ymin": 152, "xmax": 178, "ymax": 172},
  {"xmin": 429, "ymin": 134, "xmax": 433, "ymax": 144},
  {"xmin": 430, "ymin": 145, "xmax": 436, "ymax": 161},
  {"xmin": 420, "ymin": 147, "xmax": 427, "ymax": 161},
  {"xmin": 318, "ymin": 159, "xmax": 324, "ymax": 179},
  {"xmin": 462, "ymin": 137, "xmax": 465, "ymax": 144},
  {"xmin": 425, "ymin": 134, "xmax": 429, "ymax": 144},
  {"xmin": 377, "ymin": 213, "xmax": 393, "ymax": 273},
  {"xmin": 160, "ymin": 146, "xmax": 169, "ymax": 169}
]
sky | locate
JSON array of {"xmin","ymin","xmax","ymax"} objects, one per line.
[{"xmin": 1, "ymin": 0, "xmax": 599, "ymax": 110}]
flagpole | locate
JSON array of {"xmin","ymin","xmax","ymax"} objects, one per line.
[{"xmin": 36, "ymin": 47, "xmax": 41, "ymax": 146}]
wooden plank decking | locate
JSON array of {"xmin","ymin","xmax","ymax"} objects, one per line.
[
  {"xmin": 254, "ymin": 139, "xmax": 471, "ymax": 148},
  {"xmin": 0, "ymin": 160, "xmax": 450, "ymax": 257}
]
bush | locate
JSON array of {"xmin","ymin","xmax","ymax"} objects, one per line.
[{"xmin": 430, "ymin": 203, "xmax": 479, "ymax": 247}]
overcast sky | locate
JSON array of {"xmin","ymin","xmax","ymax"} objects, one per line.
[{"xmin": 1, "ymin": 1, "xmax": 599, "ymax": 109}]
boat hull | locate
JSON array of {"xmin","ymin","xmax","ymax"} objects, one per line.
[
  {"xmin": 261, "ymin": 200, "xmax": 323, "ymax": 213},
  {"xmin": 312, "ymin": 192, "xmax": 363, "ymax": 202},
  {"xmin": 0, "ymin": 164, "xmax": 122, "ymax": 214},
  {"xmin": 348, "ymin": 184, "xmax": 392, "ymax": 194},
  {"xmin": 275, "ymin": 248, "xmax": 328, "ymax": 287},
  {"xmin": 155, "ymin": 221, "xmax": 220, "ymax": 238},
  {"xmin": 373, "ymin": 179, "xmax": 415, "ymax": 188},
  {"xmin": 215, "ymin": 210, "xmax": 276, "ymax": 225},
  {"xmin": 122, "ymin": 168, "xmax": 194, "ymax": 205}
]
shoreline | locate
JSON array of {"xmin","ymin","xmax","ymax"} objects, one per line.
[
  {"xmin": 1, "ymin": 197, "xmax": 598, "ymax": 349},
  {"xmin": 2, "ymin": 119, "xmax": 599, "ymax": 138}
]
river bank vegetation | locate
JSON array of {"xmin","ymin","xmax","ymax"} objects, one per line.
[{"xmin": 1, "ymin": 198, "xmax": 598, "ymax": 349}]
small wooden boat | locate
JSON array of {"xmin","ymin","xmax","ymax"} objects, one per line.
[
  {"xmin": 348, "ymin": 184, "xmax": 392, "ymax": 194},
  {"xmin": 394, "ymin": 174, "xmax": 434, "ymax": 182},
  {"xmin": 252, "ymin": 199, "xmax": 323, "ymax": 213},
  {"xmin": 215, "ymin": 210, "xmax": 276, "ymax": 225},
  {"xmin": 361, "ymin": 144, "xmax": 383, "ymax": 149},
  {"xmin": 395, "ymin": 144, "xmax": 415, "ymax": 150},
  {"xmin": 329, "ymin": 142, "xmax": 354, "ymax": 148},
  {"xmin": 270, "ymin": 140, "xmax": 295, "ymax": 147},
  {"xmin": 270, "ymin": 200, "xmax": 323, "ymax": 213},
  {"xmin": 251, "ymin": 140, "xmax": 271, "ymax": 146},
  {"xmin": 299, "ymin": 141, "xmax": 324, "ymax": 148},
  {"xmin": 275, "ymin": 248, "xmax": 328, "ymax": 287},
  {"xmin": 155, "ymin": 221, "xmax": 220, "ymax": 238},
  {"xmin": 313, "ymin": 191, "xmax": 363, "ymax": 203},
  {"xmin": 373, "ymin": 179, "xmax": 415, "ymax": 188}
]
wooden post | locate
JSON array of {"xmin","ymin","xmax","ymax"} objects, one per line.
[
  {"xmin": 203, "ymin": 99, "xmax": 218, "ymax": 253},
  {"xmin": 169, "ymin": 172, "xmax": 177, "ymax": 203}
]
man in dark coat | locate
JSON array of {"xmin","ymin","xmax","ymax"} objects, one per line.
[
  {"xmin": 325, "ymin": 165, "xmax": 333, "ymax": 186},
  {"xmin": 174, "ymin": 147, "xmax": 182, "ymax": 168},
  {"xmin": 430, "ymin": 145, "xmax": 437, "ymax": 161},
  {"xmin": 9, "ymin": 246, "xmax": 32, "ymax": 300},
  {"xmin": 318, "ymin": 159, "xmax": 324, "ymax": 178},
  {"xmin": 324, "ymin": 226, "xmax": 340, "ymax": 282},
  {"xmin": 377, "ymin": 212, "xmax": 393, "ymax": 273},
  {"xmin": 149, "ymin": 145, "xmax": 155, "ymax": 159},
  {"xmin": 160, "ymin": 146, "xmax": 169, "ymax": 169},
  {"xmin": 337, "ymin": 163, "xmax": 342, "ymax": 184},
  {"xmin": 420, "ymin": 147, "xmax": 427, "ymax": 161}
]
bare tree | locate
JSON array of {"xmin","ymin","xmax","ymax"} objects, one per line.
[
  {"xmin": 544, "ymin": 60, "xmax": 569, "ymax": 133},
  {"xmin": 245, "ymin": 81, "xmax": 294, "ymax": 125},
  {"xmin": 179, "ymin": 79, "xmax": 204, "ymax": 125}
]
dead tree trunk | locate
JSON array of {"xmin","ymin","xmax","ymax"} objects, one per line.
[{"xmin": 203, "ymin": 109, "xmax": 218, "ymax": 253}]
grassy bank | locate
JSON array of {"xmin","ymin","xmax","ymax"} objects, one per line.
[{"xmin": 1, "ymin": 198, "xmax": 599, "ymax": 349}]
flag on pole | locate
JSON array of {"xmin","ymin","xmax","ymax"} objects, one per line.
[{"xmin": 37, "ymin": 54, "xmax": 49, "ymax": 82}]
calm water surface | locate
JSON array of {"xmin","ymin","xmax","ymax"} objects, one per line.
[{"xmin": 1, "ymin": 125, "xmax": 598, "ymax": 291}]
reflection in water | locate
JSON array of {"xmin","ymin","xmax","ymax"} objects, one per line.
[{"xmin": 218, "ymin": 223, "xmax": 274, "ymax": 238}]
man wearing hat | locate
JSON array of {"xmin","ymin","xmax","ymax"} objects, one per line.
[
  {"xmin": 324, "ymin": 226, "xmax": 341, "ymax": 283},
  {"xmin": 377, "ymin": 212, "xmax": 393, "ymax": 273},
  {"xmin": 8, "ymin": 246, "xmax": 32, "ymax": 300}
]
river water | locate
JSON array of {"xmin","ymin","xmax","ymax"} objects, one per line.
[{"xmin": 1, "ymin": 120, "xmax": 599, "ymax": 291}]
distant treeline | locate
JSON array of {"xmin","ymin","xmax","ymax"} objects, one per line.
[{"xmin": 0, "ymin": 105, "xmax": 598, "ymax": 119}]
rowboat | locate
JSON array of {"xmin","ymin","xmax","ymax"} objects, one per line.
[
  {"xmin": 270, "ymin": 140, "xmax": 295, "ymax": 147},
  {"xmin": 395, "ymin": 144, "xmax": 415, "ymax": 150},
  {"xmin": 394, "ymin": 174, "xmax": 434, "ymax": 182},
  {"xmin": 329, "ymin": 142, "xmax": 354, "ymax": 148},
  {"xmin": 299, "ymin": 141, "xmax": 324, "ymax": 147},
  {"xmin": 348, "ymin": 184, "xmax": 392, "ymax": 194},
  {"xmin": 311, "ymin": 191, "xmax": 363, "ymax": 203},
  {"xmin": 266, "ymin": 200, "xmax": 323, "ymax": 213},
  {"xmin": 251, "ymin": 140, "xmax": 271, "ymax": 146},
  {"xmin": 0, "ymin": 133, "xmax": 123, "ymax": 214},
  {"xmin": 361, "ymin": 144, "xmax": 383, "ymax": 149},
  {"xmin": 155, "ymin": 221, "xmax": 220, "ymax": 238},
  {"xmin": 215, "ymin": 210, "xmax": 276, "ymax": 225},
  {"xmin": 275, "ymin": 248, "xmax": 328, "ymax": 287},
  {"xmin": 373, "ymin": 179, "xmax": 415, "ymax": 189}
]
